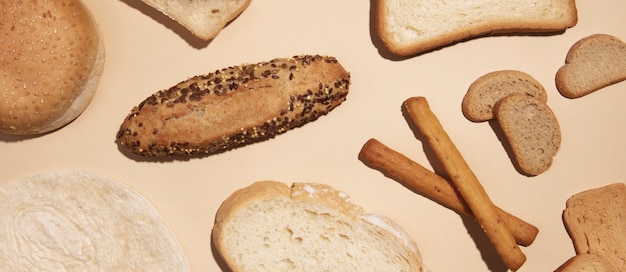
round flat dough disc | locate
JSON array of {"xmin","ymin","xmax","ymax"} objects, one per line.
[{"xmin": 0, "ymin": 170, "xmax": 189, "ymax": 271}]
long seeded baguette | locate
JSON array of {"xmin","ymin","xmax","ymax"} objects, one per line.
[{"xmin": 117, "ymin": 55, "xmax": 350, "ymax": 156}]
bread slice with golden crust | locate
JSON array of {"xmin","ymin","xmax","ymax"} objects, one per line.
[
  {"xmin": 212, "ymin": 181, "xmax": 425, "ymax": 272},
  {"xmin": 562, "ymin": 183, "xmax": 626, "ymax": 272},
  {"xmin": 375, "ymin": 0, "xmax": 578, "ymax": 56},
  {"xmin": 116, "ymin": 55, "xmax": 350, "ymax": 157},
  {"xmin": 140, "ymin": 0, "xmax": 251, "ymax": 40},
  {"xmin": 556, "ymin": 34, "xmax": 626, "ymax": 98},
  {"xmin": 462, "ymin": 70, "xmax": 548, "ymax": 122},
  {"xmin": 494, "ymin": 93, "xmax": 561, "ymax": 176}
]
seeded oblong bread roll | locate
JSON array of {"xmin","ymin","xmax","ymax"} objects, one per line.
[
  {"xmin": 494, "ymin": 93, "xmax": 561, "ymax": 176},
  {"xmin": 462, "ymin": 70, "xmax": 548, "ymax": 122},
  {"xmin": 117, "ymin": 55, "xmax": 350, "ymax": 156},
  {"xmin": 556, "ymin": 34, "xmax": 626, "ymax": 98}
]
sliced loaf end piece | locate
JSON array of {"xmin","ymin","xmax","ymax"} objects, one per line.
[
  {"xmin": 495, "ymin": 93, "xmax": 561, "ymax": 176},
  {"xmin": 212, "ymin": 181, "xmax": 424, "ymax": 272},
  {"xmin": 462, "ymin": 70, "xmax": 548, "ymax": 122},
  {"xmin": 556, "ymin": 34, "xmax": 626, "ymax": 98}
]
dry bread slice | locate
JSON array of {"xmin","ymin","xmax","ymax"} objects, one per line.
[
  {"xmin": 375, "ymin": 0, "xmax": 577, "ymax": 56},
  {"xmin": 562, "ymin": 183, "xmax": 626, "ymax": 272},
  {"xmin": 494, "ymin": 93, "xmax": 561, "ymax": 176},
  {"xmin": 140, "ymin": 0, "xmax": 251, "ymax": 40},
  {"xmin": 556, "ymin": 34, "xmax": 626, "ymax": 98},
  {"xmin": 462, "ymin": 70, "xmax": 548, "ymax": 122},
  {"xmin": 0, "ymin": 170, "xmax": 189, "ymax": 271},
  {"xmin": 212, "ymin": 181, "xmax": 425, "ymax": 272}
]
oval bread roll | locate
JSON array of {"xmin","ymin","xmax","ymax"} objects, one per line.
[
  {"xmin": 117, "ymin": 55, "xmax": 351, "ymax": 157},
  {"xmin": 0, "ymin": 0, "xmax": 105, "ymax": 135},
  {"xmin": 0, "ymin": 170, "xmax": 189, "ymax": 271}
]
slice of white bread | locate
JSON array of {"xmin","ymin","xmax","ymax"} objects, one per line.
[
  {"xmin": 212, "ymin": 181, "xmax": 425, "ymax": 271},
  {"xmin": 375, "ymin": 0, "xmax": 578, "ymax": 56},
  {"xmin": 556, "ymin": 34, "xmax": 626, "ymax": 98},
  {"xmin": 562, "ymin": 183, "xmax": 626, "ymax": 272},
  {"xmin": 556, "ymin": 254, "xmax": 611, "ymax": 272},
  {"xmin": 494, "ymin": 93, "xmax": 561, "ymax": 176},
  {"xmin": 140, "ymin": 0, "xmax": 251, "ymax": 40},
  {"xmin": 462, "ymin": 70, "xmax": 548, "ymax": 122}
]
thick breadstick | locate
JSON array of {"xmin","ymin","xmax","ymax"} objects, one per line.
[
  {"xmin": 359, "ymin": 138, "xmax": 538, "ymax": 246},
  {"xmin": 404, "ymin": 96, "xmax": 526, "ymax": 271}
]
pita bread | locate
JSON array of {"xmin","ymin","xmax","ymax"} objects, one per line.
[{"xmin": 0, "ymin": 170, "xmax": 189, "ymax": 271}]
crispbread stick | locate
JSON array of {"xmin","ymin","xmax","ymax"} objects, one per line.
[
  {"xmin": 404, "ymin": 96, "xmax": 526, "ymax": 271},
  {"xmin": 359, "ymin": 138, "xmax": 539, "ymax": 246}
]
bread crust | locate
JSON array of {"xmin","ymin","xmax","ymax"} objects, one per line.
[
  {"xmin": 0, "ymin": 0, "xmax": 105, "ymax": 135},
  {"xmin": 117, "ymin": 55, "xmax": 350, "ymax": 156},
  {"xmin": 375, "ymin": 0, "xmax": 578, "ymax": 56},
  {"xmin": 556, "ymin": 34, "xmax": 626, "ymax": 98}
]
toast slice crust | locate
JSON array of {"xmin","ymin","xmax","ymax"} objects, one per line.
[
  {"xmin": 462, "ymin": 70, "xmax": 548, "ymax": 122},
  {"xmin": 140, "ymin": 0, "xmax": 251, "ymax": 40},
  {"xmin": 494, "ymin": 93, "xmax": 561, "ymax": 176},
  {"xmin": 562, "ymin": 183, "xmax": 626, "ymax": 272},
  {"xmin": 212, "ymin": 181, "xmax": 424, "ymax": 272},
  {"xmin": 556, "ymin": 34, "xmax": 626, "ymax": 98},
  {"xmin": 375, "ymin": 0, "xmax": 578, "ymax": 56}
]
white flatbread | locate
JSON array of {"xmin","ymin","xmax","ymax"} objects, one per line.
[{"xmin": 0, "ymin": 170, "xmax": 189, "ymax": 272}]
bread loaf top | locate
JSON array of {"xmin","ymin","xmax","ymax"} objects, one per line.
[
  {"xmin": 212, "ymin": 181, "xmax": 424, "ymax": 271},
  {"xmin": 117, "ymin": 55, "xmax": 350, "ymax": 157}
]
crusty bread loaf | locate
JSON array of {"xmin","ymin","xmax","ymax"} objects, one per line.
[
  {"xmin": 140, "ymin": 0, "xmax": 251, "ymax": 40},
  {"xmin": 562, "ymin": 183, "xmax": 626, "ymax": 272},
  {"xmin": 462, "ymin": 70, "xmax": 548, "ymax": 122},
  {"xmin": 212, "ymin": 181, "xmax": 425, "ymax": 272},
  {"xmin": 556, "ymin": 254, "xmax": 611, "ymax": 272},
  {"xmin": 494, "ymin": 93, "xmax": 561, "ymax": 176},
  {"xmin": 0, "ymin": 170, "xmax": 189, "ymax": 271},
  {"xmin": 117, "ymin": 55, "xmax": 350, "ymax": 157},
  {"xmin": 556, "ymin": 34, "xmax": 626, "ymax": 98},
  {"xmin": 375, "ymin": 0, "xmax": 578, "ymax": 56},
  {"xmin": 0, "ymin": 0, "xmax": 105, "ymax": 135}
]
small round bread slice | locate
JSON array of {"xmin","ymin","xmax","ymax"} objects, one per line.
[
  {"xmin": 556, "ymin": 34, "xmax": 626, "ymax": 98},
  {"xmin": 212, "ymin": 181, "xmax": 425, "ymax": 271},
  {"xmin": 494, "ymin": 93, "xmax": 561, "ymax": 176},
  {"xmin": 462, "ymin": 70, "xmax": 548, "ymax": 122}
]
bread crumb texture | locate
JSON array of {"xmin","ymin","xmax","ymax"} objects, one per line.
[
  {"xmin": 0, "ymin": 0, "xmax": 100, "ymax": 134},
  {"xmin": 212, "ymin": 181, "xmax": 424, "ymax": 272}
]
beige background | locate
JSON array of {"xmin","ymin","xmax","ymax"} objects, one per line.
[{"xmin": 2, "ymin": 0, "xmax": 626, "ymax": 271}]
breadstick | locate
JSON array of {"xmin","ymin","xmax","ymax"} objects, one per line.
[
  {"xmin": 359, "ymin": 138, "xmax": 538, "ymax": 246},
  {"xmin": 404, "ymin": 96, "xmax": 526, "ymax": 271}
]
